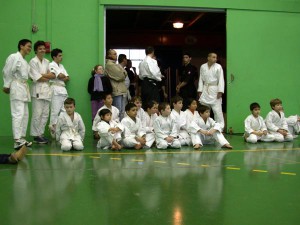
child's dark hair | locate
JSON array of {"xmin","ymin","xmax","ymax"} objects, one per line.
[
  {"xmin": 33, "ymin": 40, "xmax": 45, "ymax": 53},
  {"xmin": 64, "ymin": 97, "xmax": 75, "ymax": 106},
  {"xmin": 18, "ymin": 39, "xmax": 31, "ymax": 51},
  {"xmin": 144, "ymin": 100, "xmax": 158, "ymax": 111},
  {"xmin": 250, "ymin": 102, "xmax": 260, "ymax": 111},
  {"xmin": 125, "ymin": 102, "xmax": 137, "ymax": 112},
  {"xmin": 99, "ymin": 108, "xmax": 112, "ymax": 118},
  {"xmin": 270, "ymin": 98, "xmax": 282, "ymax": 108},
  {"xmin": 198, "ymin": 104, "xmax": 210, "ymax": 114},
  {"xmin": 171, "ymin": 95, "xmax": 183, "ymax": 107},
  {"xmin": 158, "ymin": 102, "xmax": 170, "ymax": 113},
  {"xmin": 91, "ymin": 64, "xmax": 103, "ymax": 76},
  {"xmin": 102, "ymin": 93, "xmax": 112, "ymax": 100},
  {"xmin": 51, "ymin": 48, "xmax": 62, "ymax": 59},
  {"xmin": 187, "ymin": 98, "xmax": 197, "ymax": 108}
]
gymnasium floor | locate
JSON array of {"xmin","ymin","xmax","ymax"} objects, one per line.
[{"xmin": 0, "ymin": 135, "xmax": 300, "ymax": 225}]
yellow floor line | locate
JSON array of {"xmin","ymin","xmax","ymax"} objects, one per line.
[
  {"xmin": 280, "ymin": 172, "xmax": 296, "ymax": 176},
  {"xmin": 90, "ymin": 156, "xmax": 100, "ymax": 159},
  {"xmin": 177, "ymin": 163, "xmax": 190, "ymax": 166},
  {"xmin": 226, "ymin": 167, "xmax": 241, "ymax": 170},
  {"xmin": 252, "ymin": 169, "xmax": 268, "ymax": 173},
  {"xmin": 131, "ymin": 159, "xmax": 144, "ymax": 162},
  {"xmin": 153, "ymin": 161, "xmax": 167, "ymax": 163},
  {"xmin": 200, "ymin": 164, "xmax": 210, "ymax": 167},
  {"xmin": 110, "ymin": 158, "xmax": 121, "ymax": 160}
]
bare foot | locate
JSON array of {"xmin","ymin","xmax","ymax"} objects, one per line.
[
  {"xmin": 111, "ymin": 144, "xmax": 118, "ymax": 151},
  {"xmin": 134, "ymin": 143, "xmax": 142, "ymax": 150},
  {"xmin": 194, "ymin": 144, "xmax": 202, "ymax": 150},
  {"xmin": 222, "ymin": 144, "xmax": 233, "ymax": 149}
]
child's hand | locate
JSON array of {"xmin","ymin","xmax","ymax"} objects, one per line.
[
  {"xmin": 263, "ymin": 130, "xmax": 268, "ymax": 135},
  {"xmin": 199, "ymin": 130, "xmax": 208, "ymax": 135},
  {"xmin": 207, "ymin": 129, "xmax": 217, "ymax": 136},
  {"xmin": 165, "ymin": 136, "xmax": 174, "ymax": 143}
]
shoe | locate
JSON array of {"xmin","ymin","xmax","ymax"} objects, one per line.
[
  {"xmin": 14, "ymin": 139, "xmax": 26, "ymax": 150},
  {"xmin": 20, "ymin": 138, "xmax": 32, "ymax": 147},
  {"xmin": 14, "ymin": 145, "xmax": 27, "ymax": 161},
  {"xmin": 34, "ymin": 136, "xmax": 48, "ymax": 144}
]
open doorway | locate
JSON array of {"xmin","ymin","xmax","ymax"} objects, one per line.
[{"xmin": 105, "ymin": 8, "xmax": 227, "ymax": 127}]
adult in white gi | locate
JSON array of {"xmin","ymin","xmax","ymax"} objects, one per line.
[
  {"xmin": 96, "ymin": 108, "xmax": 124, "ymax": 150},
  {"xmin": 188, "ymin": 110, "xmax": 232, "ymax": 149},
  {"xmin": 29, "ymin": 41, "xmax": 55, "ymax": 144},
  {"xmin": 49, "ymin": 48, "xmax": 69, "ymax": 137},
  {"xmin": 265, "ymin": 110, "xmax": 293, "ymax": 142},
  {"xmin": 153, "ymin": 103, "xmax": 181, "ymax": 149},
  {"xmin": 56, "ymin": 98, "xmax": 85, "ymax": 151},
  {"xmin": 139, "ymin": 46, "xmax": 162, "ymax": 103},
  {"xmin": 198, "ymin": 53, "xmax": 225, "ymax": 130},
  {"xmin": 2, "ymin": 39, "xmax": 33, "ymax": 149},
  {"xmin": 285, "ymin": 115, "xmax": 300, "ymax": 138}
]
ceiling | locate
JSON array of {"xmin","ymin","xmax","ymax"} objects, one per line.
[{"xmin": 106, "ymin": 10, "xmax": 226, "ymax": 34}]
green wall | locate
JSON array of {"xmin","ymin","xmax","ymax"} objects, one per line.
[{"xmin": 1, "ymin": 0, "xmax": 300, "ymax": 137}]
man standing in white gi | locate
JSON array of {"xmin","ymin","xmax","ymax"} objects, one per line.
[
  {"xmin": 139, "ymin": 46, "xmax": 162, "ymax": 103},
  {"xmin": 2, "ymin": 39, "xmax": 33, "ymax": 149},
  {"xmin": 198, "ymin": 52, "xmax": 225, "ymax": 130},
  {"xmin": 48, "ymin": 48, "xmax": 69, "ymax": 138},
  {"xmin": 29, "ymin": 41, "xmax": 55, "ymax": 144}
]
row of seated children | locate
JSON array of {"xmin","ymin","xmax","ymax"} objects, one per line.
[
  {"xmin": 244, "ymin": 98, "xmax": 297, "ymax": 143},
  {"xmin": 93, "ymin": 94, "xmax": 232, "ymax": 150}
]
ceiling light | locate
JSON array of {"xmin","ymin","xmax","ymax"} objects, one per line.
[{"xmin": 173, "ymin": 22, "xmax": 184, "ymax": 29}]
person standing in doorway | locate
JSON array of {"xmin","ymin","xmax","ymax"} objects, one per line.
[
  {"xmin": 139, "ymin": 46, "xmax": 162, "ymax": 103},
  {"xmin": 105, "ymin": 49, "xmax": 127, "ymax": 120},
  {"xmin": 2, "ymin": 39, "xmax": 33, "ymax": 149},
  {"xmin": 197, "ymin": 52, "xmax": 225, "ymax": 130},
  {"xmin": 176, "ymin": 53, "xmax": 198, "ymax": 110}
]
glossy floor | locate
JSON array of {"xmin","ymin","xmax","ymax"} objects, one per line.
[{"xmin": 0, "ymin": 135, "xmax": 300, "ymax": 225}]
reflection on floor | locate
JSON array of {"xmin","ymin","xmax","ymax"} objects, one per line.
[{"xmin": 0, "ymin": 135, "xmax": 300, "ymax": 225}]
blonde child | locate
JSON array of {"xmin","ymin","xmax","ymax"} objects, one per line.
[
  {"xmin": 170, "ymin": 96, "xmax": 191, "ymax": 146},
  {"xmin": 188, "ymin": 105, "xmax": 232, "ymax": 149},
  {"xmin": 56, "ymin": 98, "xmax": 85, "ymax": 151},
  {"xmin": 121, "ymin": 103, "xmax": 146, "ymax": 150},
  {"xmin": 265, "ymin": 98, "xmax": 293, "ymax": 142},
  {"xmin": 153, "ymin": 102, "xmax": 181, "ymax": 149},
  {"xmin": 96, "ymin": 108, "xmax": 123, "ymax": 150},
  {"xmin": 244, "ymin": 102, "xmax": 275, "ymax": 143}
]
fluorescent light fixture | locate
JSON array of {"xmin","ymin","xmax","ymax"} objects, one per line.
[{"xmin": 173, "ymin": 22, "xmax": 184, "ymax": 29}]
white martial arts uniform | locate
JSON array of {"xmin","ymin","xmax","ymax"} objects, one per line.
[
  {"xmin": 29, "ymin": 56, "xmax": 51, "ymax": 137},
  {"xmin": 244, "ymin": 114, "xmax": 275, "ymax": 143},
  {"xmin": 49, "ymin": 61, "xmax": 69, "ymax": 126},
  {"xmin": 139, "ymin": 56, "xmax": 162, "ymax": 81},
  {"xmin": 96, "ymin": 120, "xmax": 124, "ymax": 149},
  {"xmin": 121, "ymin": 116, "xmax": 146, "ymax": 148},
  {"xmin": 184, "ymin": 109, "xmax": 201, "ymax": 127},
  {"xmin": 198, "ymin": 62, "xmax": 225, "ymax": 129},
  {"xmin": 170, "ymin": 110, "xmax": 191, "ymax": 146},
  {"xmin": 144, "ymin": 112, "xmax": 158, "ymax": 148},
  {"xmin": 92, "ymin": 105, "xmax": 120, "ymax": 131},
  {"xmin": 2, "ymin": 52, "xmax": 31, "ymax": 140},
  {"xmin": 153, "ymin": 115, "xmax": 181, "ymax": 149},
  {"xmin": 265, "ymin": 110, "xmax": 293, "ymax": 142},
  {"xmin": 285, "ymin": 115, "xmax": 300, "ymax": 137},
  {"xmin": 56, "ymin": 112, "xmax": 85, "ymax": 151},
  {"xmin": 188, "ymin": 116, "xmax": 229, "ymax": 147}
]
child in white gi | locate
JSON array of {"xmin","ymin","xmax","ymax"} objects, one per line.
[
  {"xmin": 188, "ymin": 105, "xmax": 232, "ymax": 150},
  {"xmin": 56, "ymin": 98, "xmax": 85, "ymax": 151},
  {"xmin": 184, "ymin": 98, "xmax": 201, "ymax": 126},
  {"xmin": 144, "ymin": 100, "xmax": 158, "ymax": 148},
  {"xmin": 244, "ymin": 102, "xmax": 275, "ymax": 143},
  {"xmin": 265, "ymin": 98, "xmax": 293, "ymax": 142},
  {"xmin": 130, "ymin": 96, "xmax": 147, "ymax": 128},
  {"xmin": 2, "ymin": 39, "xmax": 33, "ymax": 149},
  {"xmin": 121, "ymin": 103, "xmax": 146, "ymax": 150},
  {"xmin": 49, "ymin": 48, "xmax": 70, "ymax": 138},
  {"xmin": 96, "ymin": 108, "xmax": 123, "ymax": 150},
  {"xmin": 29, "ymin": 41, "xmax": 55, "ymax": 144},
  {"xmin": 153, "ymin": 102, "xmax": 181, "ymax": 149},
  {"xmin": 170, "ymin": 96, "xmax": 192, "ymax": 146},
  {"xmin": 92, "ymin": 93, "xmax": 120, "ymax": 139},
  {"xmin": 285, "ymin": 115, "xmax": 299, "ymax": 138}
]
